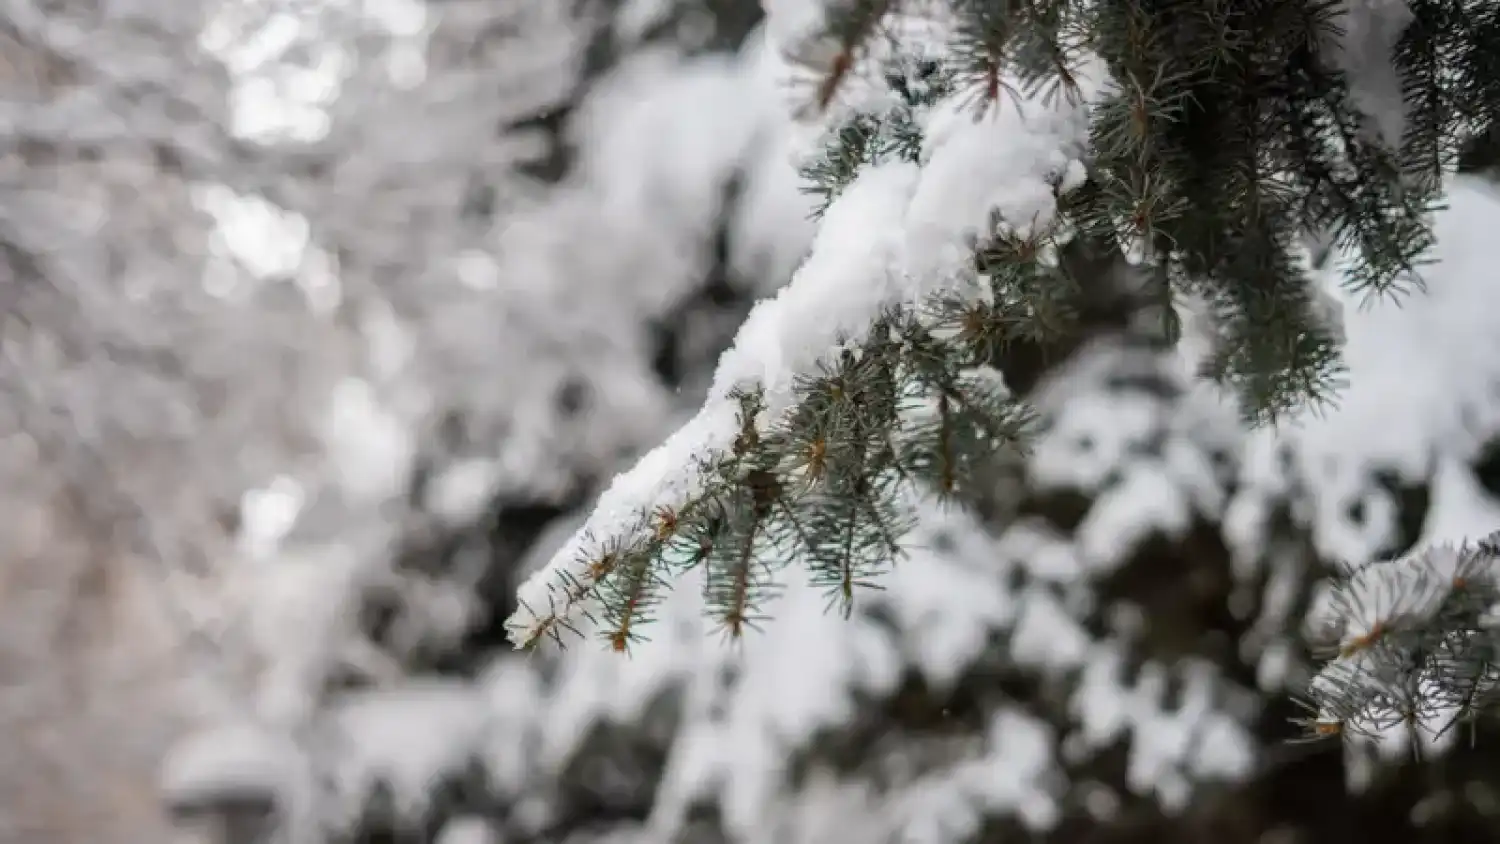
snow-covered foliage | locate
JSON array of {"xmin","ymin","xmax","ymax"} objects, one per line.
[
  {"xmin": 508, "ymin": 0, "xmax": 1477, "ymax": 656},
  {"xmin": 0, "ymin": 2, "xmax": 326, "ymax": 839},
  {"xmin": 508, "ymin": 2, "xmax": 1105, "ymax": 648},
  {"xmin": 164, "ymin": 167, "xmax": 1500, "ymax": 844},
  {"xmin": 472, "ymin": 337, "xmax": 1264, "ymax": 843},
  {"xmin": 14, "ymin": 0, "xmax": 1500, "ymax": 842}
]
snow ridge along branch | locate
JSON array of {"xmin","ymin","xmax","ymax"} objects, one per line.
[{"xmin": 507, "ymin": 6, "xmax": 1100, "ymax": 650}]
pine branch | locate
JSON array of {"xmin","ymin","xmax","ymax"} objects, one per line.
[
  {"xmin": 814, "ymin": 0, "xmax": 901, "ymax": 112},
  {"xmin": 507, "ymin": 287, "xmax": 1059, "ymax": 650},
  {"xmin": 1297, "ymin": 534, "xmax": 1500, "ymax": 744},
  {"xmin": 508, "ymin": 0, "xmax": 1500, "ymax": 653}
]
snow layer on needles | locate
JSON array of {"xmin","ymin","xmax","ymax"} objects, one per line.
[
  {"xmin": 507, "ymin": 43, "xmax": 1101, "ymax": 646},
  {"xmin": 506, "ymin": 159, "xmax": 919, "ymax": 644},
  {"xmin": 1223, "ymin": 177, "xmax": 1500, "ymax": 758},
  {"xmin": 523, "ymin": 352, "xmax": 1259, "ymax": 837},
  {"xmin": 904, "ymin": 67, "xmax": 1097, "ymax": 294},
  {"xmin": 713, "ymin": 161, "xmax": 920, "ymax": 406}
]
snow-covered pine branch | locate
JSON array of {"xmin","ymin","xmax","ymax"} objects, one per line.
[
  {"xmin": 1301, "ymin": 532, "xmax": 1500, "ymax": 746},
  {"xmin": 506, "ymin": 0, "xmax": 1500, "ymax": 651},
  {"xmin": 506, "ymin": 5, "xmax": 1102, "ymax": 649}
]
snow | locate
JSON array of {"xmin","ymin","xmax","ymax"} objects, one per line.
[
  {"xmin": 507, "ymin": 159, "xmax": 921, "ymax": 646},
  {"xmin": 1329, "ymin": 0, "xmax": 1415, "ymax": 150},
  {"xmin": 163, "ymin": 685, "xmax": 502, "ymax": 839},
  {"xmin": 228, "ymin": 541, "xmax": 378, "ymax": 726},
  {"xmin": 715, "ymin": 161, "xmax": 920, "ymax": 402},
  {"xmin": 424, "ymin": 457, "xmax": 502, "ymax": 526},
  {"xmin": 146, "ymin": 2, "xmax": 1500, "ymax": 842},
  {"xmin": 1030, "ymin": 383, "xmax": 1167, "ymax": 491},
  {"xmin": 238, "ymin": 475, "xmax": 307, "ymax": 561},
  {"xmin": 903, "ymin": 66, "xmax": 1099, "ymax": 296},
  {"xmin": 1075, "ymin": 465, "xmax": 1193, "ymax": 572},
  {"xmin": 1004, "ymin": 522, "xmax": 1086, "ymax": 583},
  {"xmin": 884, "ymin": 708, "xmax": 1062, "ymax": 841},
  {"xmin": 1248, "ymin": 177, "xmax": 1500, "ymax": 563},
  {"xmin": 1420, "ymin": 456, "xmax": 1500, "ymax": 549},
  {"xmin": 508, "ymin": 29, "xmax": 1106, "ymax": 648},
  {"xmin": 517, "ymin": 389, "xmax": 1263, "ymax": 840},
  {"xmin": 1011, "ymin": 589, "xmax": 1091, "ymax": 671},
  {"xmin": 474, "ymin": 659, "xmax": 546, "ymax": 795},
  {"xmin": 1070, "ymin": 654, "xmax": 1254, "ymax": 814},
  {"xmin": 509, "ymin": 495, "xmax": 1088, "ymax": 844},
  {"xmin": 729, "ymin": 103, "xmax": 821, "ymax": 290},
  {"xmin": 758, "ymin": 0, "xmax": 831, "ymax": 51},
  {"xmin": 322, "ymin": 377, "xmax": 417, "ymax": 505},
  {"xmin": 1213, "ymin": 178, "xmax": 1500, "ymax": 754},
  {"xmin": 536, "ymin": 555, "xmax": 911, "ymax": 840},
  {"xmin": 882, "ymin": 508, "xmax": 1018, "ymax": 689},
  {"xmin": 435, "ymin": 816, "xmax": 500, "ymax": 844},
  {"xmin": 1324, "ymin": 543, "xmax": 1472, "ymax": 645},
  {"xmin": 321, "ymin": 682, "xmax": 490, "ymax": 824},
  {"xmin": 1123, "ymin": 661, "xmax": 1253, "ymax": 812},
  {"xmin": 500, "ymin": 329, "xmax": 1278, "ymax": 842},
  {"xmin": 160, "ymin": 722, "xmax": 302, "ymax": 810},
  {"xmin": 193, "ymin": 184, "xmax": 312, "ymax": 281}
]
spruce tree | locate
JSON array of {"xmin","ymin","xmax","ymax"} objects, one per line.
[{"xmin": 505, "ymin": 0, "xmax": 1500, "ymax": 736}]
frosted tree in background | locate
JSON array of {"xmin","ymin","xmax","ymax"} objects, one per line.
[
  {"xmin": 0, "ymin": 1, "xmax": 361, "ymax": 838},
  {"xmin": 1, "ymin": 0, "xmax": 800, "ymax": 840},
  {"xmin": 140, "ymin": 1, "xmax": 824, "ymax": 842}
]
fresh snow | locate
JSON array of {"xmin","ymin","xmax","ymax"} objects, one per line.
[
  {"xmin": 145, "ymin": 4, "xmax": 1500, "ymax": 844},
  {"xmin": 506, "ymin": 159, "xmax": 922, "ymax": 646},
  {"xmin": 507, "ymin": 16, "xmax": 1101, "ymax": 648}
]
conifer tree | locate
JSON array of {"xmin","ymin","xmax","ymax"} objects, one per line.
[{"xmin": 505, "ymin": 0, "xmax": 1500, "ymax": 738}]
